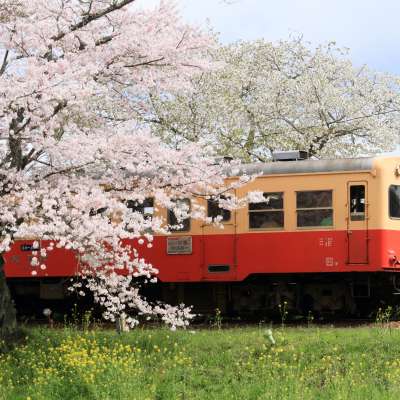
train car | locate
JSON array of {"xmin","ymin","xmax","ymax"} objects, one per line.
[{"xmin": 5, "ymin": 153, "xmax": 400, "ymax": 317}]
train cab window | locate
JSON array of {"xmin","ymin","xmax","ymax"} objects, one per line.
[
  {"xmin": 168, "ymin": 198, "xmax": 191, "ymax": 232},
  {"xmin": 349, "ymin": 185, "xmax": 365, "ymax": 221},
  {"xmin": 207, "ymin": 196, "xmax": 231, "ymax": 222},
  {"xmin": 127, "ymin": 198, "xmax": 154, "ymax": 217},
  {"xmin": 249, "ymin": 192, "xmax": 284, "ymax": 229},
  {"xmin": 296, "ymin": 190, "xmax": 333, "ymax": 228},
  {"xmin": 389, "ymin": 185, "xmax": 400, "ymax": 219}
]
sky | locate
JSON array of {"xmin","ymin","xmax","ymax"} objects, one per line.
[{"xmin": 135, "ymin": 0, "xmax": 400, "ymax": 75}]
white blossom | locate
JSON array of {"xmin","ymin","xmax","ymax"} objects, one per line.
[{"xmin": 149, "ymin": 37, "xmax": 400, "ymax": 160}]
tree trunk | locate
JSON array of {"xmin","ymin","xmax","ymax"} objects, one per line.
[{"xmin": 0, "ymin": 255, "xmax": 17, "ymax": 340}]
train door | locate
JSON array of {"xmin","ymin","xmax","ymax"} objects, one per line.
[
  {"xmin": 346, "ymin": 181, "xmax": 368, "ymax": 264},
  {"xmin": 201, "ymin": 198, "xmax": 237, "ymax": 280}
]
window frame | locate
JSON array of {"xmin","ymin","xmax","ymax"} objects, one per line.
[
  {"xmin": 207, "ymin": 196, "xmax": 232, "ymax": 223},
  {"xmin": 168, "ymin": 198, "xmax": 191, "ymax": 232},
  {"xmin": 126, "ymin": 197, "xmax": 155, "ymax": 218},
  {"xmin": 349, "ymin": 185, "xmax": 366, "ymax": 222},
  {"xmin": 389, "ymin": 184, "xmax": 400, "ymax": 220},
  {"xmin": 248, "ymin": 192, "xmax": 285, "ymax": 231},
  {"xmin": 125, "ymin": 198, "xmax": 155, "ymax": 233},
  {"xmin": 296, "ymin": 189, "xmax": 334, "ymax": 229}
]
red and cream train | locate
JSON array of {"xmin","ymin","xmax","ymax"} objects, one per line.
[{"xmin": 5, "ymin": 152, "xmax": 400, "ymax": 316}]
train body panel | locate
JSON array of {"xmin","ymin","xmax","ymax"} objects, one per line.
[
  {"xmin": 4, "ymin": 228, "xmax": 400, "ymax": 281},
  {"xmin": 4, "ymin": 241, "xmax": 79, "ymax": 278},
  {"xmin": 5, "ymin": 155, "xmax": 400, "ymax": 285}
]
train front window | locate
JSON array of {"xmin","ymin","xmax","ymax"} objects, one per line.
[
  {"xmin": 349, "ymin": 185, "xmax": 365, "ymax": 221},
  {"xmin": 249, "ymin": 192, "xmax": 284, "ymax": 230},
  {"xmin": 296, "ymin": 190, "xmax": 333, "ymax": 228},
  {"xmin": 168, "ymin": 199, "xmax": 191, "ymax": 232},
  {"xmin": 389, "ymin": 185, "xmax": 400, "ymax": 219}
]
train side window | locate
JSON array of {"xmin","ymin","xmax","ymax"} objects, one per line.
[
  {"xmin": 168, "ymin": 199, "xmax": 191, "ymax": 232},
  {"xmin": 207, "ymin": 196, "xmax": 231, "ymax": 222},
  {"xmin": 296, "ymin": 190, "xmax": 333, "ymax": 228},
  {"xmin": 249, "ymin": 192, "xmax": 284, "ymax": 229},
  {"xmin": 127, "ymin": 198, "xmax": 154, "ymax": 217},
  {"xmin": 349, "ymin": 186, "xmax": 365, "ymax": 221},
  {"xmin": 389, "ymin": 185, "xmax": 400, "ymax": 219}
]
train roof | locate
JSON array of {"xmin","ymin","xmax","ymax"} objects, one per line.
[{"xmin": 232, "ymin": 156, "xmax": 386, "ymax": 176}]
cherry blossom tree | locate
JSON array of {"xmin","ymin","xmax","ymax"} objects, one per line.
[
  {"xmin": 0, "ymin": 0, "xmax": 246, "ymax": 337},
  {"xmin": 148, "ymin": 37, "xmax": 400, "ymax": 161}
]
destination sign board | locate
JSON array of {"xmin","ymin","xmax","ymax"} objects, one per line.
[{"xmin": 167, "ymin": 236, "xmax": 192, "ymax": 255}]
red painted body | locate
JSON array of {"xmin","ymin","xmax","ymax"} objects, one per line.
[{"xmin": 5, "ymin": 229, "xmax": 400, "ymax": 281}]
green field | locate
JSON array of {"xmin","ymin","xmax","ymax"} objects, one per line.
[{"xmin": 1, "ymin": 325, "xmax": 400, "ymax": 399}]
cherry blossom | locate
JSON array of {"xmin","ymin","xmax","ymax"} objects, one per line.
[
  {"xmin": 148, "ymin": 37, "xmax": 400, "ymax": 161},
  {"xmin": 0, "ymin": 0, "xmax": 245, "ymax": 331}
]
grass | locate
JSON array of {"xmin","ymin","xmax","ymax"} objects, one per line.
[{"xmin": 1, "ymin": 324, "xmax": 400, "ymax": 399}]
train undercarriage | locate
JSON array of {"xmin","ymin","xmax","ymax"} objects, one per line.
[{"xmin": 7, "ymin": 272, "xmax": 400, "ymax": 322}]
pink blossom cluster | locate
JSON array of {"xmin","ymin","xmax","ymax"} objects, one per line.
[{"xmin": 0, "ymin": 0, "xmax": 241, "ymax": 329}]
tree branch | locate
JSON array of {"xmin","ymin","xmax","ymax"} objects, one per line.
[
  {"xmin": 51, "ymin": 0, "xmax": 136, "ymax": 42},
  {"xmin": 124, "ymin": 57, "xmax": 166, "ymax": 68},
  {"xmin": 0, "ymin": 50, "xmax": 9, "ymax": 76},
  {"xmin": 41, "ymin": 161, "xmax": 95, "ymax": 181}
]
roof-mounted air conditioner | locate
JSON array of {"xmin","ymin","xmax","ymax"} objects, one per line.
[{"xmin": 272, "ymin": 150, "xmax": 309, "ymax": 162}]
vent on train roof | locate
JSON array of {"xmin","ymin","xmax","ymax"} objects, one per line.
[{"xmin": 272, "ymin": 150, "xmax": 309, "ymax": 162}]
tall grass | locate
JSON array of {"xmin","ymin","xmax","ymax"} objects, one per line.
[{"xmin": 1, "ymin": 325, "xmax": 400, "ymax": 399}]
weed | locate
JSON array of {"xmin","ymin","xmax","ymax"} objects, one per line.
[
  {"xmin": 210, "ymin": 307, "xmax": 222, "ymax": 330},
  {"xmin": 278, "ymin": 301, "xmax": 288, "ymax": 328},
  {"xmin": 63, "ymin": 304, "xmax": 99, "ymax": 331},
  {"xmin": 375, "ymin": 305, "xmax": 393, "ymax": 326},
  {"xmin": 307, "ymin": 311, "xmax": 314, "ymax": 328}
]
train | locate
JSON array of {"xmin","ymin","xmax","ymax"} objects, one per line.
[{"xmin": 5, "ymin": 151, "xmax": 400, "ymax": 318}]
